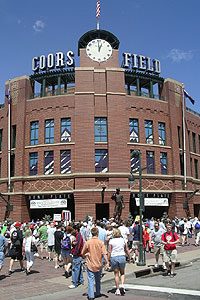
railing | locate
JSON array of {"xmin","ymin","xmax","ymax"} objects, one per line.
[
  {"xmin": 125, "ymin": 89, "xmax": 165, "ymax": 101},
  {"xmin": 30, "ymin": 86, "xmax": 75, "ymax": 99},
  {"xmin": 186, "ymin": 107, "xmax": 200, "ymax": 118}
]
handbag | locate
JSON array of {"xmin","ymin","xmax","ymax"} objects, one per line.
[{"xmin": 31, "ymin": 242, "xmax": 38, "ymax": 253}]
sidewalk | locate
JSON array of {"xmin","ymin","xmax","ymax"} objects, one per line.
[{"xmin": 0, "ymin": 246, "xmax": 199, "ymax": 300}]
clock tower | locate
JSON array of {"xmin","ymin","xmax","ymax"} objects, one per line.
[{"xmin": 74, "ymin": 28, "xmax": 129, "ymax": 213}]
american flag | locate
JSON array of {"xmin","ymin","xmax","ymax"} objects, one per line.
[{"xmin": 96, "ymin": 0, "xmax": 100, "ymax": 19}]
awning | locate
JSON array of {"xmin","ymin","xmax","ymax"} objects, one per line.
[
  {"xmin": 135, "ymin": 198, "xmax": 169, "ymax": 207},
  {"xmin": 30, "ymin": 199, "xmax": 67, "ymax": 209}
]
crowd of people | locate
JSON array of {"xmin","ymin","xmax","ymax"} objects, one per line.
[{"xmin": 0, "ymin": 215, "xmax": 200, "ymax": 298}]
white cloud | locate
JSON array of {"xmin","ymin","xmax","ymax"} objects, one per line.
[
  {"xmin": 33, "ymin": 20, "xmax": 45, "ymax": 32},
  {"xmin": 167, "ymin": 49, "xmax": 193, "ymax": 63}
]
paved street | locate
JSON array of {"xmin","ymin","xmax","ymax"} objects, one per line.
[{"xmin": 0, "ymin": 241, "xmax": 199, "ymax": 300}]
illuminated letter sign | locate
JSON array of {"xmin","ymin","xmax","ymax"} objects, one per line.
[
  {"xmin": 123, "ymin": 53, "xmax": 161, "ymax": 74},
  {"xmin": 32, "ymin": 51, "xmax": 75, "ymax": 72}
]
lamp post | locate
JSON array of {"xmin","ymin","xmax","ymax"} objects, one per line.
[
  {"xmin": 128, "ymin": 150, "xmax": 146, "ymax": 266},
  {"xmin": 183, "ymin": 189, "xmax": 199, "ymax": 216}
]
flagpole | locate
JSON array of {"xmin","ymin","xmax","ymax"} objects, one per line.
[
  {"xmin": 97, "ymin": 18, "xmax": 100, "ymax": 30},
  {"xmin": 182, "ymin": 83, "xmax": 187, "ymax": 190},
  {"xmin": 8, "ymin": 80, "xmax": 11, "ymax": 192}
]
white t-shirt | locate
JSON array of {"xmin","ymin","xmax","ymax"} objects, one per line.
[
  {"xmin": 23, "ymin": 236, "xmax": 36, "ymax": 252},
  {"xmin": 109, "ymin": 237, "xmax": 126, "ymax": 257},
  {"xmin": 118, "ymin": 226, "xmax": 129, "ymax": 243}
]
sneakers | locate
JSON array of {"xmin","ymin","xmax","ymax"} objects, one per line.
[
  {"xmin": 154, "ymin": 263, "xmax": 159, "ymax": 268},
  {"xmin": 68, "ymin": 284, "xmax": 77, "ymax": 289},
  {"xmin": 55, "ymin": 265, "xmax": 60, "ymax": 269},
  {"xmin": 120, "ymin": 286, "xmax": 125, "ymax": 296},
  {"xmin": 162, "ymin": 262, "xmax": 167, "ymax": 270},
  {"xmin": 115, "ymin": 289, "xmax": 121, "ymax": 296},
  {"xmin": 8, "ymin": 270, "xmax": 13, "ymax": 275}
]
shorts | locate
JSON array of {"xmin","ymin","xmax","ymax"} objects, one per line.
[
  {"xmin": 110, "ymin": 255, "xmax": 126, "ymax": 270},
  {"xmin": 40, "ymin": 240, "xmax": 48, "ymax": 250},
  {"xmin": 132, "ymin": 241, "xmax": 139, "ymax": 250},
  {"xmin": 154, "ymin": 245, "xmax": 164, "ymax": 255},
  {"xmin": 0, "ymin": 252, "xmax": 4, "ymax": 266},
  {"xmin": 54, "ymin": 249, "xmax": 61, "ymax": 258},
  {"xmin": 61, "ymin": 249, "xmax": 72, "ymax": 258},
  {"xmin": 48, "ymin": 245, "xmax": 55, "ymax": 252},
  {"xmin": 163, "ymin": 249, "xmax": 177, "ymax": 263}
]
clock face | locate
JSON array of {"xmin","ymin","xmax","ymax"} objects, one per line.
[{"xmin": 86, "ymin": 39, "xmax": 112, "ymax": 62}]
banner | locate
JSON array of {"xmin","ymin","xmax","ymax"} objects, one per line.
[
  {"xmin": 135, "ymin": 198, "xmax": 168, "ymax": 207},
  {"xmin": 30, "ymin": 199, "xmax": 67, "ymax": 209}
]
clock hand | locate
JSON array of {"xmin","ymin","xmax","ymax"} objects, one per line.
[{"xmin": 97, "ymin": 40, "xmax": 102, "ymax": 52}]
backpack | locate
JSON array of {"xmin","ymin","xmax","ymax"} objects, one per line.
[
  {"xmin": 11, "ymin": 230, "xmax": 21, "ymax": 247},
  {"xmin": 195, "ymin": 222, "xmax": 200, "ymax": 230},
  {"xmin": 62, "ymin": 235, "xmax": 71, "ymax": 250},
  {"xmin": 179, "ymin": 223, "xmax": 184, "ymax": 233},
  {"xmin": 164, "ymin": 232, "xmax": 176, "ymax": 241}
]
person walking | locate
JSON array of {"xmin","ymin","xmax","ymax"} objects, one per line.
[
  {"xmin": 150, "ymin": 221, "xmax": 166, "ymax": 268},
  {"xmin": 0, "ymin": 232, "xmax": 8, "ymax": 272},
  {"xmin": 68, "ymin": 224, "xmax": 84, "ymax": 289},
  {"xmin": 161, "ymin": 223, "xmax": 179, "ymax": 278},
  {"xmin": 131, "ymin": 220, "xmax": 140, "ymax": 263},
  {"xmin": 62, "ymin": 225, "xmax": 75, "ymax": 278},
  {"xmin": 23, "ymin": 229, "xmax": 38, "ymax": 275},
  {"xmin": 47, "ymin": 222, "xmax": 56, "ymax": 261},
  {"xmin": 108, "ymin": 228, "xmax": 131, "ymax": 296},
  {"xmin": 8, "ymin": 222, "xmax": 24, "ymax": 275},
  {"xmin": 54, "ymin": 224, "xmax": 64, "ymax": 269},
  {"xmin": 82, "ymin": 227, "xmax": 109, "ymax": 300},
  {"xmin": 194, "ymin": 218, "xmax": 200, "ymax": 246},
  {"xmin": 38, "ymin": 222, "xmax": 48, "ymax": 260}
]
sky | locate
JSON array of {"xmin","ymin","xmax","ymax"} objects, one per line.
[{"xmin": 0, "ymin": 0, "xmax": 199, "ymax": 112}]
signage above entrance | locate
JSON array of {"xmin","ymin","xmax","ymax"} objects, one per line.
[
  {"xmin": 122, "ymin": 53, "xmax": 161, "ymax": 74},
  {"xmin": 30, "ymin": 199, "xmax": 67, "ymax": 209},
  {"xmin": 135, "ymin": 198, "xmax": 168, "ymax": 207}
]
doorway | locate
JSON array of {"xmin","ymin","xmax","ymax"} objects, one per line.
[{"xmin": 96, "ymin": 203, "xmax": 109, "ymax": 220}]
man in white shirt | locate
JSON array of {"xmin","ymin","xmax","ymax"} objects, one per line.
[
  {"xmin": 47, "ymin": 222, "xmax": 56, "ymax": 261},
  {"xmin": 119, "ymin": 221, "xmax": 129, "ymax": 244}
]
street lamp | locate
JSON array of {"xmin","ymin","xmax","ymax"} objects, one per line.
[{"xmin": 128, "ymin": 150, "xmax": 146, "ymax": 266}]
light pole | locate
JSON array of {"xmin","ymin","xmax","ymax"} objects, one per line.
[
  {"xmin": 183, "ymin": 189, "xmax": 199, "ymax": 216},
  {"xmin": 128, "ymin": 150, "xmax": 146, "ymax": 266}
]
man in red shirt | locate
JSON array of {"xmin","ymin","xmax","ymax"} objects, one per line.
[{"xmin": 161, "ymin": 223, "xmax": 179, "ymax": 278}]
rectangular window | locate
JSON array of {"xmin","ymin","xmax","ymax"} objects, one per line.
[
  {"xmin": 194, "ymin": 159, "xmax": 198, "ymax": 179},
  {"xmin": 60, "ymin": 150, "xmax": 71, "ymax": 174},
  {"xmin": 180, "ymin": 154, "xmax": 184, "ymax": 176},
  {"xmin": 45, "ymin": 119, "xmax": 54, "ymax": 144},
  {"xmin": 95, "ymin": 150, "xmax": 108, "ymax": 172},
  {"xmin": 12, "ymin": 125, "xmax": 16, "ymax": 148},
  {"xmin": 192, "ymin": 132, "xmax": 196, "ymax": 153},
  {"xmin": 95, "ymin": 117, "xmax": 107, "ymax": 142},
  {"xmin": 160, "ymin": 152, "xmax": 167, "ymax": 175},
  {"xmin": 30, "ymin": 121, "xmax": 39, "ymax": 145},
  {"xmin": 188, "ymin": 130, "xmax": 191, "ymax": 151},
  {"xmin": 178, "ymin": 126, "xmax": 181, "ymax": 148},
  {"xmin": 129, "ymin": 119, "xmax": 139, "ymax": 142},
  {"xmin": 158, "ymin": 122, "xmax": 166, "ymax": 145},
  {"xmin": 0, "ymin": 129, "xmax": 3, "ymax": 151},
  {"xmin": 146, "ymin": 151, "xmax": 155, "ymax": 174},
  {"xmin": 61, "ymin": 118, "xmax": 71, "ymax": 142},
  {"xmin": 130, "ymin": 150, "xmax": 140, "ymax": 173},
  {"xmin": 10, "ymin": 154, "xmax": 15, "ymax": 177},
  {"xmin": 190, "ymin": 157, "xmax": 193, "ymax": 177},
  {"xmin": 29, "ymin": 152, "xmax": 38, "ymax": 176},
  {"xmin": 44, "ymin": 151, "xmax": 54, "ymax": 174},
  {"xmin": 199, "ymin": 135, "xmax": 200, "ymax": 154},
  {"xmin": 145, "ymin": 120, "xmax": 153, "ymax": 144}
]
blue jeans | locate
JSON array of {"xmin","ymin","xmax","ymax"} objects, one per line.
[
  {"xmin": 72, "ymin": 256, "xmax": 84, "ymax": 287},
  {"xmin": 87, "ymin": 267, "xmax": 101, "ymax": 299}
]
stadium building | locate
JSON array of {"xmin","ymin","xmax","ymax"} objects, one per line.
[{"xmin": 0, "ymin": 29, "xmax": 200, "ymax": 222}]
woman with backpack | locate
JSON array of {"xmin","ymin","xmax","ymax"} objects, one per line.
[{"xmin": 61, "ymin": 226, "xmax": 75, "ymax": 278}]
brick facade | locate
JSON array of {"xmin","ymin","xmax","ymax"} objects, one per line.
[{"xmin": 0, "ymin": 31, "xmax": 200, "ymax": 221}]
